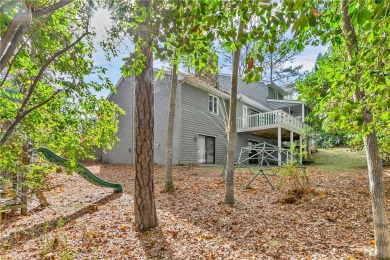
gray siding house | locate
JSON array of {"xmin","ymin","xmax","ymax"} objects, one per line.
[{"xmin": 100, "ymin": 71, "xmax": 310, "ymax": 165}]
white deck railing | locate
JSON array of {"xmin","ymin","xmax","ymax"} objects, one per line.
[{"xmin": 237, "ymin": 110, "xmax": 304, "ymax": 133}]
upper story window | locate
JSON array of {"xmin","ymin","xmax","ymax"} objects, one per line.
[
  {"xmin": 268, "ymin": 88, "xmax": 283, "ymax": 100},
  {"xmin": 208, "ymin": 94, "xmax": 218, "ymax": 114}
]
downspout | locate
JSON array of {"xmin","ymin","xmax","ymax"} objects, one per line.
[{"xmin": 177, "ymin": 75, "xmax": 187, "ymax": 164}]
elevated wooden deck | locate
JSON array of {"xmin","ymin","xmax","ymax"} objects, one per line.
[{"xmin": 237, "ymin": 110, "xmax": 304, "ymax": 139}]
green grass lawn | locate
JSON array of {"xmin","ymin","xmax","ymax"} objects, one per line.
[{"xmin": 308, "ymin": 148, "xmax": 367, "ymax": 172}]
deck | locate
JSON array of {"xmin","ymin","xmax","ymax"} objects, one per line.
[{"xmin": 237, "ymin": 110, "xmax": 304, "ymax": 139}]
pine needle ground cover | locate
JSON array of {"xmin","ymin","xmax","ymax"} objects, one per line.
[{"xmin": 1, "ymin": 149, "xmax": 386, "ymax": 259}]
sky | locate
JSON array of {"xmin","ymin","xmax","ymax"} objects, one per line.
[{"xmin": 90, "ymin": 9, "xmax": 328, "ymax": 98}]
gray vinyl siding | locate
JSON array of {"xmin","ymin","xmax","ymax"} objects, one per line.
[
  {"xmin": 153, "ymin": 74, "xmax": 181, "ymax": 165},
  {"xmin": 237, "ymin": 100, "xmax": 265, "ymax": 118},
  {"xmin": 267, "ymin": 88, "xmax": 284, "ymax": 100},
  {"xmin": 102, "ymin": 72, "xmax": 298, "ymax": 166},
  {"xmin": 180, "ymin": 83, "xmax": 227, "ymax": 165},
  {"xmin": 103, "ymin": 74, "xmax": 182, "ymax": 165},
  {"xmin": 102, "ymin": 77, "xmax": 134, "ymax": 164},
  {"xmin": 218, "ymin": 75, "xmax": 269, "ymax": 105}
]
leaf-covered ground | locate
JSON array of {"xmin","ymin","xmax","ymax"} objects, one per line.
[{"xmin": 1, "ymin": 149, "xmax": 388, "ymax": 259}]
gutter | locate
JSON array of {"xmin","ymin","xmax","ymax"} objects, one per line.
[{"xmin": 184, "ymin": 76, "xmax": 230, "ymax": 100}]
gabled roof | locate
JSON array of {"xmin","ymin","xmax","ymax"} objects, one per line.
[
  {"xmin": 264, "ymin": 81, "xmax": 289, "ymax": 96},
  {"xmin": 183, "ymin": 75, "xmax": 230, "ymax": 99},
  {"xmin": 107, "ymin": 70, "xmax": 278, "ymax": 112}
]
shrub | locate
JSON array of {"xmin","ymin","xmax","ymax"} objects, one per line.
[{"xmin": 277, "ymin": 162, "xmax": 311, "ymax": 201}]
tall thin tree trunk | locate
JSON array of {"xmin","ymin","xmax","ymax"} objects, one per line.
[
  {"xmin": 134, "ymin": 0, "xmax": 157, "ymax": 232},
  {"xmin": 364, "ymin": 115, "xmax": 390, "ymax": 258},
  {"xmin": 341, "ymin": 1, "xmax": 390, "ymax": 257},
  {"xmin": 225, "ymin": 18, "xmax": 244, "ymax": 205},
  {"xmin": 164, "ymin": 61, "xmax": 178, "ymax": 192}
]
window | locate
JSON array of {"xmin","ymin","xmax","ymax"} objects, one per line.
[
  {"xmin": 208, "ymin": 94, "xmax": 218, "ymax": 114},
  {"xmin": 268, "ymin": 88, "xmax": 282, "ymax": 100},
  {"xmin": 243, "ymin": 105, "xmax": 248, "ymax": 127}
]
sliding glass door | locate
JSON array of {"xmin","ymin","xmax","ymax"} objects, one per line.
[{"xmin": 197, "ymin": 135, "xmax": 215, "ymax": 164}]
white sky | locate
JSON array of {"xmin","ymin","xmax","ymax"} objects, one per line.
[{"xmin": 90, "ymin": 9, "xmax": 327, "ymax": 98}]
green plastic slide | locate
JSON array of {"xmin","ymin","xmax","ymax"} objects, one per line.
[{"xmin": 36, "ymin": 147, "xmax": 122, "ymax": 193}]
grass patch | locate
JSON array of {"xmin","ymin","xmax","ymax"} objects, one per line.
[{"xmin": 309, "ymin": 148, "xmax": 367, "ymax": 172}]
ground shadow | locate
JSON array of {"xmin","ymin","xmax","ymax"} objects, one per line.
[
  {"xmin": 2, "ymin": 192, "xmax": 122, "ymax": 250},
  {"xmin": 137, "ymin": 227, "xmax": 174, "ymax": 259}
]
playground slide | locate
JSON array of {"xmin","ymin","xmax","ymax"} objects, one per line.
[{"xmin": 36, "ymin": 147, "xmax": 122, "ymax": 193}]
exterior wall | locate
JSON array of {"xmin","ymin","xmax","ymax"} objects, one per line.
[
  {"xmin": 267, "ymin": 87, "xmax": 284, "ymax": 100},
  {"xmin": 102, "ymin": 77, "xmax": 134, "ymax": 164},
  {"xmin": 218, "ymin": 75, "xmax": 269, "ymax": 105},
  {"xmin": 102, "ymin": 72, "xmax": 301, "ymax": 166},
  {"xmin": 180, "ymin": 83, "xmax": 227, "ymax": 165},
  {"xmin": 153, "ymin": 74, "xmax": 182, "ymax": 165},
  {"xmin": 102, "ymin": 74, "xmax": 181, "ymax": 165},
  {"xmin": 236, "ymin": 100, "xmax": 266, "ymax": 118}
]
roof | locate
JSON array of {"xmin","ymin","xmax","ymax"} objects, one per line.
[
  {"xmin": 107, "ymin": 70, "xmax": 279, "ymax": 111},
  {"xmin": 237, "ymin": 94, "xmax": 271, "ymax": 112},
  {"xmin": 183, "ymin": 75, "xmax": 230, "ymax": 99},
  {"xmin": 267, "ymin": 99, "xmax": 304, "ymax": 104},
  {"xmin": 264, "ymin": 81, "xmax": 289, "ymax": 96}
]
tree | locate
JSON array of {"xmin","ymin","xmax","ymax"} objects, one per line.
[
  {"xmin": 159, "ymin": 3, "xmax": 218, "ymax": 192},
  {"xmin": 289, "ymin": 0, "xmax": 390, "ymax": 257},
  {"xmin": 0, "ymin": 1, "xmax": 122, "ymax": 189},
  {"xmin": 219, "ymin": 37, "xmax": 304, "ymax": 86},
  {"xmin": 131, "ymin": 0, "xmax": 158, "ymax": 232},
  {"xmin": 106, "ymin": 1, "xmax": 217, "ymax": 200},
  {"xmin": 106, "ymin": 0, "xmax": 159, "ymax": 231},
  {"xmin": 163, "ymin": 61, "xmax": 178, "ymax": 191},
  {"xmin": 224, "ymin": 18, "xmax": 244, "ymax": 205},
  {"xmin": 0, "ymin": 0, "xmax": 76, "ymax": 73},
  {"xmin": 202, "ymin": 0, "xmax": 291, "ymax": 204}
]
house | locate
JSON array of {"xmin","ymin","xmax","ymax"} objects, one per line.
[{"xmin": 99, "ymin": 70, "xmax": 310, "ymax": 165}]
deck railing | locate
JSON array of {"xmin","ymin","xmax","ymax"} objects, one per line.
[{"xmin": 237, "ymin": 110, "xmax": 303, "ymax": 133}]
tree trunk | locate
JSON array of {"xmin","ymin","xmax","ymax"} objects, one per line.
[
  {"xmin": 341, "ymin": 1, "xmax": 390, "ymax": 257},
  {"xmin": 164, "ymin": 61, "xmax": 178, "ymax": 192},
  {"xmin": 364, "ymin": 120, "xmax": 390, "ymax": 259},
  {"xmin": 225, "ymin": 18, "xmax": 244, "ymax": 205},
  {"xmin": 133, "ymin": 0, "xmax": 157, "ymax": 232}
]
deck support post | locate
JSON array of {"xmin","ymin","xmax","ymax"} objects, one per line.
[
  {"xmin": 299, "ymin": 134, "xmax": 303, "ymax": 164},
  {"xmin": 278, "ymin": 126, "xmax": 282, "ymax": 166}
]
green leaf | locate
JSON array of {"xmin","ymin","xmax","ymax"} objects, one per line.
[{"xmin": 293, "ymin": 0, "xmax": 304, "ymax": 10}]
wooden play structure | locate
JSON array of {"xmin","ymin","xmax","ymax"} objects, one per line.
[{"xmin": 0, "ymin": 143, "xmax": 47, "ymax": 224}]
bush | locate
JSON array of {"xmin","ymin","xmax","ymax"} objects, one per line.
[
  {"xmin": 315, "ymin": 131, "xmax": 352, "ymax": 148},
  {"xmin": 277, "ymin": 163, "xmax": 311, "ymax": 203}
]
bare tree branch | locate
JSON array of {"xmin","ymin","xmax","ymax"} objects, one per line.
[
  {"xmin": 0, "ymin": 46, "xmax": 23, "ymax": 87},
  {"xmin": 0, "ymin": 89, "xmax": 62, "ymax": 146},
  {"xmin": 23, "ymin": 89, "xmax": 63, "ymax": 116},
  {"xmin": 0, "ymin": 0, "xmax": 75, "ymax": 70},
  {"xmin": 0, "ymin": 22, "xmax": 28, "ymax": 73},
  {"xmin": 32, "ymin": 0, "xmax": 74, "ymax": 19},
  {"xmin": 0, "ymin": 31, "xmax": 88, "ymax": 145},
  {"xmin": 0, "ymin": 14, "xmax": 26, "ymax": 57}
]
